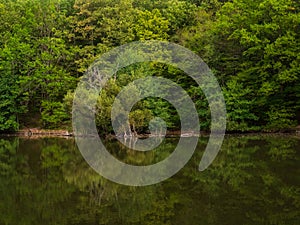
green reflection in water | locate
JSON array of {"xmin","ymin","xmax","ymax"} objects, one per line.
[{"xmin": 0, "ymin": 135, "xmax": 299, "ymax": 225}]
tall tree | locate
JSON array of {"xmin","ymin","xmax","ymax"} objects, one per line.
[{"xmin": 206, "ymin": 0, "xmax": 300, "ymax": 130}]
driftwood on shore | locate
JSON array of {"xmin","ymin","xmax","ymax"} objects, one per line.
[{"xmin": 15, "ymin": 128, "xmax": 73, "ymax": 137}]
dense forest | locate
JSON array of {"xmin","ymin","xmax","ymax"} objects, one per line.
[{"xmin": 0, "ymin": 0, "xmax": 299, "ymax": 134}]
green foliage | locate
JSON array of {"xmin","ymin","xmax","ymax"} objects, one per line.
[
  {"xmin": 265, "ymin": 107, "xmax": 297, "ymax": 131},
  {"xmin": 134, "ymin": 9, "xmax": 170, "ymax": 40},
  {"xmin": 224, "ymin": 80, "xmax": 259, "ymax": 131},
  {"xmin": 41, "ymin": 101, "xmax": 69, "ymax": 128},
  {"xmin": 0, "ymin": 0, "xmax": 76, "ymax": 130},
  {"xmin": 0, "ymin": 0, "xmax": 299, "ymax": 132},
  {"xmin": 0, "ymin": 73, "xmax": 22, "ymax": 131},
  {"xmin": 181, "ymin": 0, "xmax": 300, "ymax": 131},
  {"xmin": 129, "ymin": 109, "xmax": 152, "ymax": 134}
]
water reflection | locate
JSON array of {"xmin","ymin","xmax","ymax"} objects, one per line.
[{"xmin": 0, "ymin": 135, "xmax": 299, "ymax": 224}]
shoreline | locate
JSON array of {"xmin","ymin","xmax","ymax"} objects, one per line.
[
  {"xmin": 0, "ymin": 129, "xmax": 73, "ymax": 138},
  {"xmin": 0, "ymin": 127, "xmax": 299, "ymax": 138}
]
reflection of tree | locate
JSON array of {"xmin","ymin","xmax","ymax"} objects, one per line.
[
  {"xmin": 180, "ymin": 135, "xmax": 300, "ymax": 225},
  {"xmin": 62, "ymin": 138, "xmax": 179, "ymax": 224},
  {"xmin": 0, "ymin": 138, "xmax": 100, "ymax": 225},
  {"xmin": 0, "ymin": 135, "xmax": 299, "ymax": 225}
]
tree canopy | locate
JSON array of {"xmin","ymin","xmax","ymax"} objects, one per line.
[{"xmin": 0, "ymin": 0, "xmax": 299, "ymax": 133}]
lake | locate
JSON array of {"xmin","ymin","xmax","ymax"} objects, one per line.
[{"xmin": 0, "ymin": 135, "xmax": 299, "ymax": 225}]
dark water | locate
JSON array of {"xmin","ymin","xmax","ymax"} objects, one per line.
[{"xmin": 0, "ymin": 135, "xmax": 299, "ymax": 225}]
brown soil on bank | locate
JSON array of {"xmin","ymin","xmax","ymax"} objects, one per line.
[
  {"xmin": 15, "ymin": 128, "xmax": 72, "ymax": 137},
  {"xmin": 1, "ymin": 125, "xmax": 299, "ymax": 138}
]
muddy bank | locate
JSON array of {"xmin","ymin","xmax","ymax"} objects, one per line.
[
  {"xmin": 0, "ymin": 126, "xmax": 299, "ymax": 138},
  {"xmin": 2, "ymin": 128, "xmax": 73, "ymax": 137}
]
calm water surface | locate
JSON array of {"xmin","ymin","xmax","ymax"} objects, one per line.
[{"xmin": 0, "ymin": 135, "xmax": 299, "ymax": 225}]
